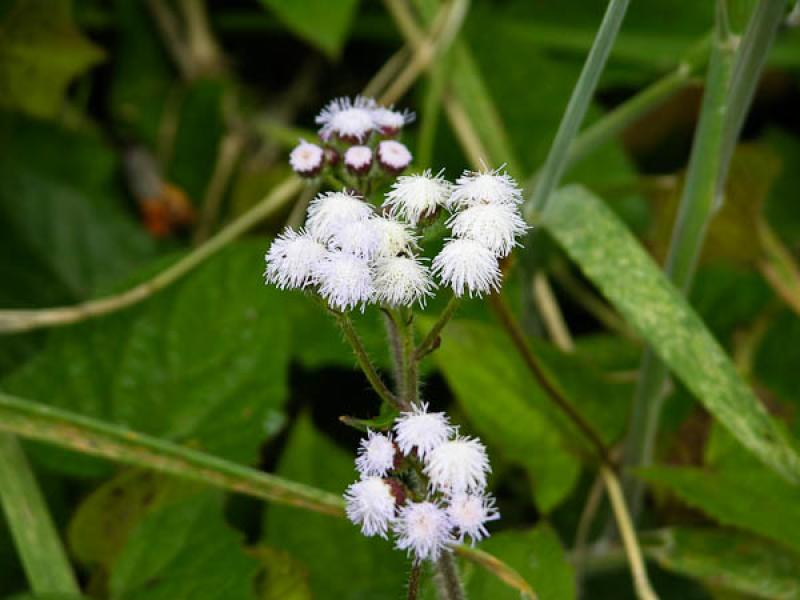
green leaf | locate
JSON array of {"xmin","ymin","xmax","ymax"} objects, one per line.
[
  {"xmin": 541, "ymin": 185, "xmax": 800, "ymax": 485},
  {"xmin": 257, "ymin": 0, "xmax": 360, "ymax": 58},
  {"xmin": 466, "ymin": 524, "xmax": 575, "ymax": 600},
  {"xmin": 262, "ymin": 414, "xmax": 406, "ymax": 599},
  {"xmin": 2, "ymin": 243, "xmax": 289, "ymax": 476},
  {"xmin": 109, "ymin": 492, "xmax": 258, "ymax": 600},
  {"xmin": 428, "ymin": 318, "xmax": 629, "ymax": 512},
  {"xmin": 250, "ymin": 546, "xmax": 312, "ymax": 600},
  {"xmin": 0, "ymin": 0, "xmax": 103, "ymax": 117},
  {"xmin": 646, "ymin": 528, "xmax": 800, "ymax": 599}
]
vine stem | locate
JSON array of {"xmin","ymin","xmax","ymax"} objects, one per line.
[
  {"xmin": 336, "ymin": 313, "xmax": 404, "ymax": 410},
  {"xmin": 414, "ymin": 295, "xmax": 460, "ymax": 361}
]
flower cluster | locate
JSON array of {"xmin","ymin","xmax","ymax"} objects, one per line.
[{"xmin": 344, "ymin": 403, "xmax": 499, "ymax": 562}]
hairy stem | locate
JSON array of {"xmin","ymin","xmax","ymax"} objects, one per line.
[
  {"xmin": 434, "ymin": 551, "xmax": 467, "ymax": 600},
  {"xmin": 402, "ymin": 309, "xmax": 419, "ymax": 407},
  {"xmin": 415, "ymin": 295, "xmax": 460, "ymax": 361},
  {"xmin": 337, "ymin": 313, "xmax": 402, "ymax": 410},
  {"xmin": 407, "ymin": 562, "xmax": 422, "ymax": 600}
]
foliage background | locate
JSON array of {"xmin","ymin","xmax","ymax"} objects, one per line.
[{"xmin": 1, "ymin": 0, "xmax": 800, "ymax": 599}]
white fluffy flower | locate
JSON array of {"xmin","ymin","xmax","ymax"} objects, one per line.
[
  {"xmin": 447, "ymin": 203, "xmax": 528, "ymax": 258},
  {"xmin": 306, "ymin": 191, "xmax": 372, "ymax": 240},
  {"xmin": 371, "ymin": 107, "xmax": 415, "ymax": 135},
  {"xmin": 355, "ymin": 431, "xmax": 397, "ymax": 477},
  {"xmin": 383, "ymin": 170, "xmax": 451, "ymax": 226},
  {"xmin": 394, "ymin": 501, "xmax": 454, "ymax": 562},
  {"xmin": 449, "ymin": 166, "xmax": 523, "ymax": 209},
  {"xmin": 371, "ymin": 217, "xmax": 417, "ymax": 257},
  {"xmin": 344, "ymin": 145, "xmax": 373, "ymax": 174},
  {"xmin": 432, "ymin": 238, "xmax": 501, "ymax": 297},
  {"xmin": 425, "ymin": 436, "xmax": 490, "ymax": 494},
  {"xmin": 345, "ymin": 477, "xmax": 397, "ymax": 538},
  {"xmin": 331, "ymin": 219, "xmax": 381, "ymax": 258},
  {"xmin": 377, "ymin": 140, "xmax": 412, "ymax": 173},
  {"xmin": 316, "ymin": 251, "xmax": 375, "ymax": 312},
  {"xmin": 289, "ymin": 139, "xmax": 324, "ymax": 176},
  {"xmin": 447, "ymin": 493, "xmax": 499, "ymax": 543},
  {"xmin": 393, "ymin": 402, "xmax": 453, "ymax": 460},
  {"xmin": 264, "ymin": 228, "xmax": 327, "ymax": 290},
  {"xmin": 316, "ymin": 96, "xmax": 376, "ymax": 142},
  {"xmin": 374, "ymin": 256, "xmax": 435, "ymax": 308}
]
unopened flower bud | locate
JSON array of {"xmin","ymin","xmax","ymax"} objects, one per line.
[
  {"xmin": 377, "ymin": 140, "xmax": 412, "ymax": 174},
  {"xmin": 289, "ymin": 140, "xmax": 324, "ymax": 177},
  {"xmin": 344, "ymin": 145, "xmax": 373, "ymax": 175}
]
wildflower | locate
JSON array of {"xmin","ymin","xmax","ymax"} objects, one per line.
[
  {"xmin": 370, "ymin": 217, "xmax": 417, "ymax": 258},
  {"xmin": 394, "ymin": 501, "xmax": 453, "ymax": 562},
  {"xmin": 377, "ymin": 140, "xmax": 412, "ymax": 174},
  {"xmin": 289, "ymin": 139, "xmax": 324, "ymax": 177},
  {"xmin": 374, "ymin": 255, "xmax": 435, "ymax": 308},
  {"xmin": 306, "ymin": 191, "xmax": 372, "ymax": 241},
  {"xmin": 316, "ymin": 251, "xmax": 375, "ymax": 312},
  {"xmin": 356, "ymin": 431, "xmax": 397, "ymax": 477},
  {"xmin": 447, "ymin": 203, "xmax": 528, "ymax": 258},
  {"xmin": 425, "ymin": 436, "xmax": 490, "ymax": 494},
  {"xmin": 383, "ymin": 170, "xmax": 451, "ymax": 226},
  {"xmin": 449, "ymin": 165, "xmax": 523, "ymax": 209},
  {"xmin": 316, "ymin": 96, "xmax": 376, "ymax": 143},
  {"xmin": 432, "ymin": 238, "xmax": 501, "ymax": 297},
  {"xmin": 393, "ymin": 402, "xmax": 453, "ymax": 460},
  {"xmin": 344, "ymin": 145, "xmax": 373, "ymax": 175},
  {"xmin": 331, "ymin": 219, "xmax": 381, "ymax": 259},
  {"xmin": 447, "ymin": 492, "xmax": 499, "ymax": 543},
  {"xmin": 264, "ymin": 228, "xmax": 327, "ymax": 290},
  {"xmin": 371, "ymin": 107, "xmax": 415, "ymax": 136},
  {"xmin": 345, "ymin": 477, "xmax": 397, "ymax": 538}
]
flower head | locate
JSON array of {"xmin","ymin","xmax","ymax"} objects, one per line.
[
  {"xmin": 393, "ymin": 402, "xmax": 453, "ymax": 460},
  {"xmin": 330, "ymin": 218, "xmax": 381, "ymax": 259},
  {"xmin": 264, "ymin": 228, "xmax": 327, "ymax": 290},
  {"xmin": 447, "ymin": 203, "xmax": 529, "ymax": 258},
  {"xmin": 425, "ymin": 436, "xmax": 490, "ymax": 494},
  {"xmin": 371, "ymin": 107, "xmax": 415, "ymax": 136},
  {"xmin": 289, "ymin": 139, "xmax": 324, "ymax": 177},
  {"xmin": 374, "ymin": 256, "xmax": 435, "ymax": 308},
  {"xmin": 371, "ymin": 217, "xmax": 417, "ymax": 257},
  {"xmin": 306, "ymin": 191, "xmax": 372, "ymax": 241},
  {"xmin": 394, "ymin": 501, "xmax": 454, "ymax": 562},
  {"xmin": 447, "ymin": 493, "xmax": 499, "ymax": 543},
  {"xmin": 356, "ymin": 431, "xmax": 397, "ymax": 477},
  {"xmin": 432, "ymin": 238, "xmax": 501, "ymax": 297},
  {"xmin": 316, "ymin": 96, "xmax": 376, "ymax": 143},
  {"xmin": 316, "ymin": 251, "xmax": 374, "ymax": 312},
  {"xmin": 383, "ymin": 170, "xmax": 451, "ymax": 226},
  {"xmin": 345, "ymin": 477, "xmax": 397, "ymax": 538},
  {"xmin": 344, "ymin": 145, "xmax": 373, "ymax": 175},
  {"xmin": 377, "ymin": 140, "xmax": 412, "ymax": 174},
  {"xmin": 449, "ymin": 165, "xmax": 523, "ymax": 209}
]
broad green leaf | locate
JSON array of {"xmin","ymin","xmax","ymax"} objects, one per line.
[
  {"xmin": 0, "ymin": 0, "xmax": 103, "ymax": 117},
  {"xmin": 466, "ymin": 525, "xmax": 575, "ymax": 600},
  {"xmin": 429, "ymin": 318, "xmax": 629, "ymax": 512},
  {"xmin": 2, "ymin": 243, "xmax": 290, "ymax": 476},
  {"xmin": 250, "ymin": 546, "xmax": 312, "ymax": 600},
  {"xmin": 257, "ymin": 0, "xmax": 360, "ymax": 58},
  {"xmin": 110, "ymin": 492, "xmax": 258, "ymax": 600},
  {"xmin": 262, "ymin": 414, "xmax": 406, "ymax": 599},
  {"xmin": 646, "ymin": 528, "xmax": 800, "ymax": 599},
  {"xmin": 541, "ymin": 185, "xmax": 800, "ymax": 485}
]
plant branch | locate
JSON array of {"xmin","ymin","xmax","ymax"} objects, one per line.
[
  {"xmin": 407, "ymin": 562, "xmax": 422, "ymax": 600},
  {"xmin": 401, "ymin": 309, "xmax": 419, "ymax": 407},
  {"xmin": 336, "ymin": 313, "xmax": 403, "ymax": 410},
  {"xmin": 415, "ymin": 295, "xmax": 460, "ymax": 361},
  {"xmin": 601, "ymin": 466, "xmax": 659, "ymax": 600},
  {"xmin": 454, "ymin": 545, "xmax": 537, "ymax": 599},
  {"xmin": 434, "ymin": 551, "xmax": 466, "ymax": 600}
]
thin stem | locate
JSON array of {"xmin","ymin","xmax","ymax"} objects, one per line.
[
  {"xmin": 0, "ymin": 434, "xmax": 80, "ymax": 594},
  {"xmin": 383, "ymin": 309, "xmax": 406, "ymax": 396},
  {"xmin": 414, "ymin": 295, "xmax": 460, "ymax": 361},
  {"xmin": 601, "ymin": 466, "xmax": 659, "ymax": 600},
  {"xmin": 525, "ymin": 0, "xmax": 631, "ymax": 221},
  {"xmin": 336, "ymin": 313, "xmax": 402, "ymax": 410},
  {"xmin": 573, "ymin": 472, "xmax": 607, "ymax": 594},
  {"xmin": 401, "ymin": 309, "xmax": 419, "ymax": 407},
  {"xmin": 454, "ymin": 546, "xmax": 537, "ymax": 599},
  {"xmin": 488, "ymin": 293, "xmax": 612, "ymax": 466},
  {"xmin": 407, "ymin": 562, "xmax": 422, "ymax": 600},
  {"xmin": 364, "ymin": 46, "xmax": 410, "ymax": 99},
  {"xmin": 434, "ymin": 551, "xmax": 466, "ymax": 600},
  {"xmin": 0, "ymin": 177, "xmax": 303, "ymax": 334},
  {"xmin": 621, "ymin": 0, "xmax": 739, "ymax": 518},
  {"xmin": 532, "ymin": 272, "xmax": 574, "ymax": 351}
]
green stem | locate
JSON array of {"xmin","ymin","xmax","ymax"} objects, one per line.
[
  {"xmin": 402, "ymin": 309, "xmax": 419, "ymax": 408},
  {"xmin": 0, "ymin": 434, "xmax": 80, "ymax": 595},
  {"xmin": 407, "ymin": 561, "xmax": 422, "ymax": 600},
  {"xmin": 336, "ymin": 313, "xmax": 401, "ymax": 409},
  {"xmin": 383, "ymin": 309, "xmax": 406, "ymax": 397},
  {"xmin": 0, "ymin": 393, "xmax": 344, "ymax": 516},
  {"xmin": 415, "ymin": 295, "xmax": 460, "ymax": 361},
  {"xmin": 524, "ymin": 0, "xmax": 631, "ymax": 221},
  {"xmin": 434, "ymin": 551, "xmax": 467, "ymax": 600}
]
